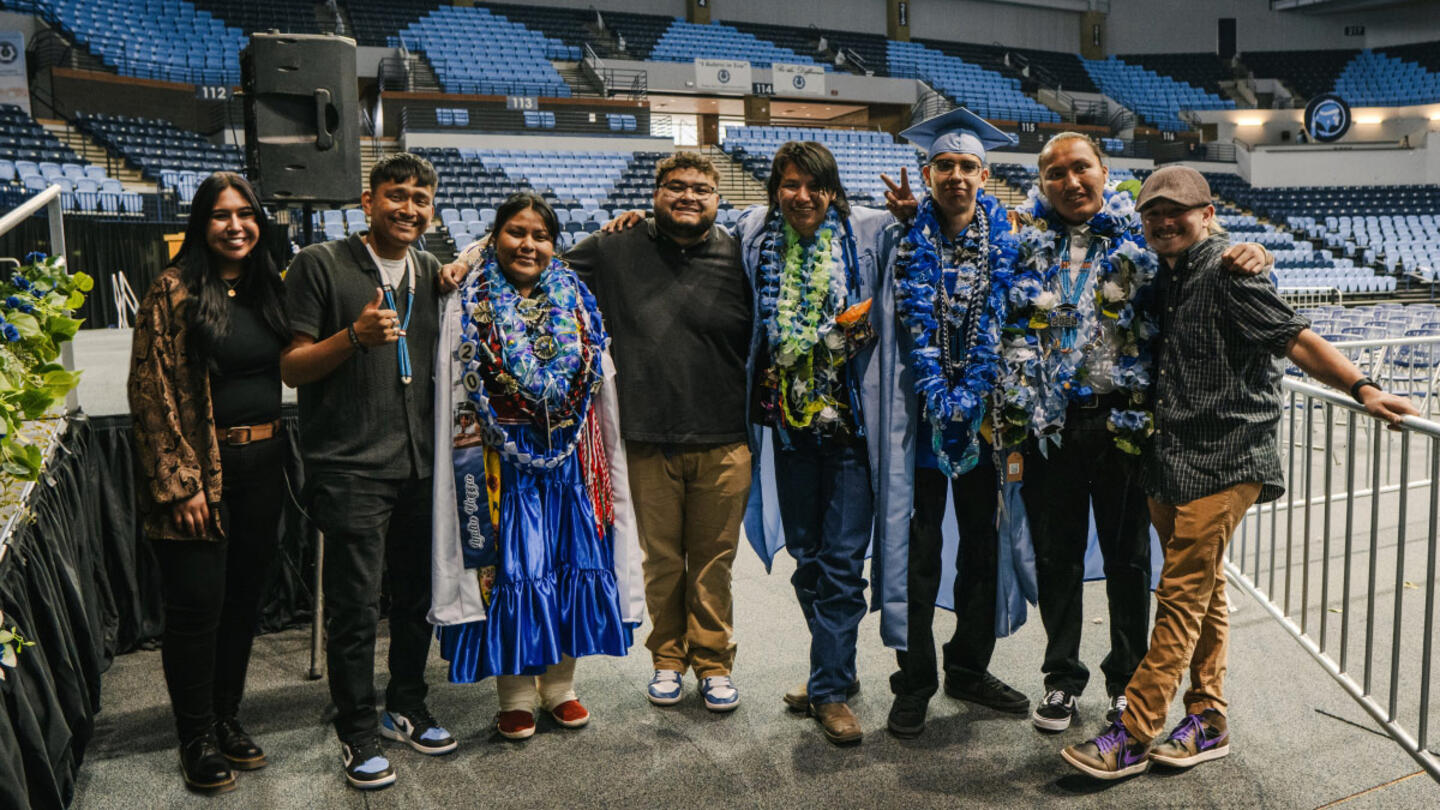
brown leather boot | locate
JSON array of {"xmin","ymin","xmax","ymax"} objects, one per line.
[
  {"xmin": 811, "ymin": 701, "xmax": 863, "ymax": 745},
  {"xmin": 784, "ymin": 680, "xmax": 862, "ymax": 713}
]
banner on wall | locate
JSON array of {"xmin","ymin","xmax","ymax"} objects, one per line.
[
  {"xmin": 0, "ymin": 31, "xmax": 28, "ymax": 115},
  {"xmin": 772, "ymin": 63, "xmax": 825, "ymax": 98},
  {"xmin": 694, "ymin": 58, "xmax": 751, "ymax": 95}
]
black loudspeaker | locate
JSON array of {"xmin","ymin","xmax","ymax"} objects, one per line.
[{"xmin": 242, "ymin": 33, "xmax": 361, "ymax": 204}]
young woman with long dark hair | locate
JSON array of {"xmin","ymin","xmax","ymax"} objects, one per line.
[{"xmin": 127, "ymin": 171, "xmax": 290, "ymax": 794}]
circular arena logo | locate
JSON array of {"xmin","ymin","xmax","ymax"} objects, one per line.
[
  {"xmin": 1304, "ymin": 93, "xmax": 1351, "ymax": 143},
  {"xmin": 0, "ymin": 42, "xmax": 17, "ymax": 65},
  {"xmin": 792, "ymin": 74, "xmax": 806, "ymax": 90},
  {"xmin": 717, "ymin": 68, "xmax": 731, "ymax": 84}
]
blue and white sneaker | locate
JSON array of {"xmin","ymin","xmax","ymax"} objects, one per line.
[
  {"xmin": 340, "ymin": 737, "xmax": 396, "ymax": 790},
  {"xmin": 381, "ymin": 708, "xmax": 458, "ymax": 755},
  {"xmin": 700, "ymin": 675, "xmax": 740, "ymax": 712},
  {"xmin": 647, "ymin": 669, "xmax": 683, "ymax": 706}
]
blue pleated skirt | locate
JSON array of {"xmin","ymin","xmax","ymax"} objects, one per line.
[{"xmin": 439, "ymin": 430, "xmax": 631, "ymax": 681}]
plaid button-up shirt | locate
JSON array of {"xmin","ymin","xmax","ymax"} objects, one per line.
[{"xmin": 1144, "ymin": 235, "xmax": 1309, "ymax": 505}]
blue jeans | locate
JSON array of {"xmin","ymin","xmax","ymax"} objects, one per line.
[{"xmin": 772, "ymin": 432, "xmax": 873, "ymax": 705}]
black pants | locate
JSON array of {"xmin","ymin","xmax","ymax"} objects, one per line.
[
  {"xmin": 308, "ymin": 472, "xmax": 434, "ymax": 743},
  {"xmin": 1022, "ymin": 409, "xmax": 1151, "ymax": 697},
  {"xmin": 891, "ymin": 453, "xmax": 1000, "ymax": 699},
  {"xmin": 152, "ymin": 438, "xmax": 285, "ymax": 744}
]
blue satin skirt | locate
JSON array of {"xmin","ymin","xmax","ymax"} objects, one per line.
[{"xmin": 440, "ymin": 429, "xmax": 631, "ymax": 681}]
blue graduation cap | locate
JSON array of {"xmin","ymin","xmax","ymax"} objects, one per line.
[{"xmin": 901, "ymin": 107, "xmax": 1012, "ymax": 163}]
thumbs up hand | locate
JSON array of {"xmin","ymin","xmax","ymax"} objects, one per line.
[{"xmin": 353, "ymin": 287, "xmax": 400, "ymax": 347}]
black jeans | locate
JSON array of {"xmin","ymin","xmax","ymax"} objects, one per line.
[
  {"xmin": 308, "ymin": 472, "xmax": 434, "ymax": 743},
  {"xmin": 1022, "ymin": 409, "xmax": 1151, "ymax": 697},
  {"xmin": 891, "ymin": 453, "xmax": 1001, "ymax": 700},
  {"xmin": 152, "ymin": 437, "xmax": 285, "ymax": 744}
]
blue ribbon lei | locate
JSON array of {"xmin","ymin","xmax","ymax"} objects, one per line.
[{"xmin": 895, "ymin": 191, "xmax": 1017, "ymax": 476}]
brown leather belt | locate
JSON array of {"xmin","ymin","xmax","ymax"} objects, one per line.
[{"xmin": 215, "ymin": 419, "xmax": 281, "ymax": 446}]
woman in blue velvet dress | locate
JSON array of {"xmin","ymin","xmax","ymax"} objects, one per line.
[{"xmin": 429, "ymin": 192, "xmax": 644, "ymax": 740}]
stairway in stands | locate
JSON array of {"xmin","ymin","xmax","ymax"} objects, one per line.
[
  {"xmin": 553, "ymin": 61, "xmax": 605, "ymax": 97},
  {"xmin": 702, "ymin": 145, "xmax": 768, "ymax": 209},
  {"xmin": 39, "ymin": 119, "xmax": 152, "ymax": 193}
]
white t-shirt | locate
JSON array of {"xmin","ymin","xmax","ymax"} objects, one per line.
[{"xmin": 364, "ymin": 242, "xmax": 411, "ymax": 292}]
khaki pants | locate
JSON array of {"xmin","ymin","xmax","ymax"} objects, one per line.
[
  {"xmin": 626, "ymin": 440, "xmax": 751, "ymax": 677},
  {"xmin": 1122, "ymin": 482, "xmax": 1261, "ymax": 744}
]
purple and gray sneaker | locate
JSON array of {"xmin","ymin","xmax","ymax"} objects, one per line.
[
  {"xmin": 1150, "ymin": 709, "xmax": 1230, "ymax": 769},
  {"xmin": 1061, "ymin": 720, "xmax": 1151, "ymax": 780}
]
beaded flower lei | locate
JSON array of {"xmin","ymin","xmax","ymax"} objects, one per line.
[
  {"xmin": 894, "ymin": 190, "xmax": 1017, "ymax": 475},
  {"xmin": 1003, "ymin": 185, "xmax": 1158, "ymax": 454},
  {"xmin": 756, "ymin": 206, "xmax": 852, "ymax": 432},
  {"xmin": 456, "ymin": 249, "xmax": 608, "ymax": 470}
]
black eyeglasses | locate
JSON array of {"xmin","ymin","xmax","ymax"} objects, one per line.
[
  {"xmin": 659, "ymin": 181, "xmax": 717, "ymax": 198},
  {"xmin": 929, "ymin": 158, "xmax": 985, "ymax": 177}
]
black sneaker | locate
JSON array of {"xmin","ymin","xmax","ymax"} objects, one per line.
[
  {"xmin": 1106, "ymin": 693, "xmax": 1129, "ymax": 726},
  {"xmin": 887, "ymin": 694, "xmax": 928, "ymax": 739},
  {"xmin": 1032, "ymin": 689, "xmax": 1080, "ymax": 732},
  {"xmin": 943, "ymin": 672, "xmax": 1030, "ymax": 714},
  {"xmin": 214, "ymin": 716, "xmax": 267, "ymax": 770},
  {"xmin": 341, "ymin": 736, "xmax": 396, "ymax": 790},
  {"xmin": 381, "ymin": 707, "xmax": 458, "ymax": 755}
]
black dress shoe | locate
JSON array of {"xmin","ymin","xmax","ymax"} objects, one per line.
[
  {"xmin": 215, "ymin": 717, "xmax": 268, "ymax": 770},
  {"xmin": 180, "ymin": 734, "xmax": 237, "ymax": 794},
  {"xmin": 887, "ymin": 694, "xmax": 928, "ymax": 739},
  {"xmin": 944, "ymin": 672, "xmax": 1030, "ymax": 714}
]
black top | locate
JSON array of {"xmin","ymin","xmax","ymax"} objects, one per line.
[
  {"xmin": 209, "ymin": 293, "xmax": 285, "ymax": 428},
  {"xmin": 565, "ymin": 218, "xmax": 752, "ymax": 444},
  {"xmin": 285, "ymin": 233, "xmax": 441, "ymax": 477},
  {"xmin": 1144, "ymin": 234, "xmax": 1310, "ymax": 505}
]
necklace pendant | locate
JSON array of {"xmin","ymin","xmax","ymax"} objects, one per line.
[
  {"xmin": 457, "ymin": 342, "xmax": 477, "ymax": 363},
  {"xmin": 495, "ymin": 372, "xmax": 520, "ymax": 395},
  {"xmin": 471, "ymin": 301, "xmax": 493, "ymax": 325},
  {"xmin": 401, "ymin": 376, "xmax": 412, "ymax": 386},
  {"xmin": 516, "ymin": 297, "xmax": 544, "ymax": 326},
  {"xmin": 226, "ymin": 288, "xmax": 236, "ymax": 298}
]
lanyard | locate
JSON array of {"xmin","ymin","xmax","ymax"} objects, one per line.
[
  {"xmin": 1055, "ymin": 233, "xmax": 1101, "ymax": 353},
  {"xmin": 368, "ymin": 247, "xmax": 415, "ymax": 385}
]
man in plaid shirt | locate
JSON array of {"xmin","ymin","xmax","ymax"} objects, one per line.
[{"xmin": 1062, "ymin": 165, "xmax": 1417, "ymax": 780}]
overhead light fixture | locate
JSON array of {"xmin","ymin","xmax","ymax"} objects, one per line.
[
  {"xmin": 1354, "ymin": 114, "xmax": 1384, "ymax": 125},
  {"xmin": 1235, "ymin": 118, "xmax": 1264, "ymax": 127}
]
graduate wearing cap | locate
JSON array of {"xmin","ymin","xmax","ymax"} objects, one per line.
[{"xmin": 877, "ymin": 108, "xmax": 1033, "ymax": 739}]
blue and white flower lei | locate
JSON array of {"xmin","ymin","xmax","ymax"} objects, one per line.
[
  {"xmin": 1004, "ymin": 185, "xmax": 1159, "ymax": 453},
  {"xmin": 894, "ymin": 190, "xmax": 1016, "ymax": 476},
  {"xmin": 457, "ymin": 250, "xmax": 608, "ymax": 470}
]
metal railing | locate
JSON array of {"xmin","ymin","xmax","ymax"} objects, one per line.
[
  {"xmin": 1230, "ymin": 339, "xmax": 1440, "ymax": 780},
  {"xmin": 581, "ymin": 44, "xmax": 647, "ymax": 99}
]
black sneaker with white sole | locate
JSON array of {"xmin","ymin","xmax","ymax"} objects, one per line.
[
  {"xmin": 381, "ymin": 708, "xmax": 458, "ymax": 755},
  {"xmin": 1032, "ymin": 689, "xmax": 1080, "ymax": 731},
  {"xmin": 341, "ymin": 736, "xmax": 396, "ymax": 790}
]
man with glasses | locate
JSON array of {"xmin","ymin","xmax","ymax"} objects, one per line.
[{"xmin": 563, "ymin": 152, "xmax": 754, "ymax": 713}]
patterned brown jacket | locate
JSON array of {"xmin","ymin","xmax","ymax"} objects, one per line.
[{"xmin": 127, "ymin": 266, "xmax": 225, "ymax": 540}]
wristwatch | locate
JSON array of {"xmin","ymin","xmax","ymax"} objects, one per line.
[{"xmin": 1349, "ymin": 377, "xmax": 1380, "ymax": 403}]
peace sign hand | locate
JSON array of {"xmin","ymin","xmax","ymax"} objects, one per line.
[{"xmin": 882, "ymin": 167, "xmax": 918, "ymax": 222}]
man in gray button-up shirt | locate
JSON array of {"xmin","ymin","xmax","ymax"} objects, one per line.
[{"xmin": 1063, "ymin": 166, "xmax": 1415, "ymax": 781}]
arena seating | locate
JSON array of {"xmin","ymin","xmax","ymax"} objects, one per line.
[
  {"xmin": 721, "ymin": 125, "xmax": 924, "ymax": 204},
  {"xmin": 186, "ymin": 0, "xmax": 319, "ymax": 35},
  {"xmin": 0, "ymin": 106, "xmax": 139, "ymax": 215},
  {"xmin": 1332, "ymin": 50, "xmax": 1440, "ymax": 107},
  {"xmin": 1004, "ymin": 46, "xmax": 1099, "ymax": 94},
  {"xmin": 595, "ymin": 10, "xmax": 671, "ymax": 61},
  {"xmin": 74, "ymin": 113, "xmax": 242, "ymax": 200},
  {"xmin": 478, "ymin": 2, "xmax": 594, "ymax": 54},
  {"xmin": 817, "ymin": 28, "xmax": 891, "ymax": 77},
  {"xmin": 396, "ymin": 5, "xmax": 577, "ymax": 97},
  {"xmin": 1380, "ymin": 39, "xmax": 1440, "ymax": 75},
  {"xmin": 648, "ymin": 20, "xmax": 828, "ymax": 70},
  {"xmin": 887, "ymin": 41, "xmax": 1061, "ymax": 124},
  {"xmin": 718, "ymin": 20, "xmax": 825, "ymax": 67},
  {"xmin": 344, "ymin": 0, "xmax": 444, "ymax": 48},
  {"xmin": 36, "ymin": 0, "xmax": 246, "ymax": 86},
  {"xmin": 1117, "ymin": 53, "xmax": 1232, "ymax": 97},
  {"xmin": 1082, "ymin": 56, "xmax": 1235, "ymax": 131},
  {"xmin": 1239, "ymin": 48, "xmax": 1359, "ymax": 102}
]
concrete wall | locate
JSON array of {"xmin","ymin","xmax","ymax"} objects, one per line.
[
  {"xmin": 1240, "ymin": 143, "xmax": 1434, "ymax": 187},
  {"xmin": 0, "ymin": 11, "xmax": 41, "ymax": 37},
  {"xmin": 1106, "ymin": 0, "xmax": 1440, "ymax": 55},
  {"xmin": 593, "ymin": 57, "xmax": 921, "ymax": 106}
]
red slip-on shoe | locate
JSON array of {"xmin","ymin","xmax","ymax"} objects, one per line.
[
  {"xmin": 495, "ymin": 710, "xmax": 536, "ymax": 740},
  {"xmin": 548, "ymin": 700, "xmax": 591, "ymax": 729}
]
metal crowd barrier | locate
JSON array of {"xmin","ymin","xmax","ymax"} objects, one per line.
[{"xmin": 1228, "ymin": 367, "xmax": 1440, "ymax": 781}]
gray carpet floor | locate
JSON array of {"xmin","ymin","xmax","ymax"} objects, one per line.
[{"xmin": 73, "ymin": 543, "xmax": 1438, "ymax": 809}]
